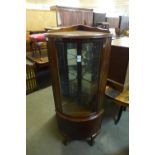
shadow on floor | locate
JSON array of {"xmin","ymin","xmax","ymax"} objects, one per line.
[{"xmin": 61, "ymin": 145, "xmax": 129, "ymax": 155}]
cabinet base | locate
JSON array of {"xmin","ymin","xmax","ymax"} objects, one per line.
[{"xmin": 56, "ymin": 110, "xmax": 104, "ymax": 145}]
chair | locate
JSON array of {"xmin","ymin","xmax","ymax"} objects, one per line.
[
  {"xmin": 95, "ymin": 22, "xmax": 109, "ymax": 30},
  {"xmin": 105, "ymin": 85, "xmax": 129, "ymax": 124},
  {"xmin": 93, "ymin": 12, "xmax": 106, "ymax": 25},
  {"xmin": 26, "ymin": 64, "xmax": 38, "ymax": 94},
  {"xmin": 115, "ymin": 16, "xmax": 129, "ymax": 37},
  {"xmin": 29, "ymin": 33, "xmax": 46, "ymax": 58},
  {"xmin": 119, "ymin": 16, "xmax": 129, "ymax": 32},
  {"xmin": 93, "ymin": 12, "xmax": 109, "ymax": 30}
]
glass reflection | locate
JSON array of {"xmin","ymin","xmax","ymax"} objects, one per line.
[{"xmin": 56, "ymin": 39, "xmax": 102, "ymax": 116}]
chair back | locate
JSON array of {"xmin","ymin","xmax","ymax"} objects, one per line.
[{"xmin": 26, "ymin": 64, "xmax": 38, "ymax": 94}]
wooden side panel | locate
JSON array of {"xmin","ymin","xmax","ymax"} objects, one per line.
[
  {"xmin": 56, "ymin": 110, "xmax": 104, "ymax": 140},
  {"xmin": 47, "ymin": 37, "xmax": 62, "ymax": 112},
  {"xmin": 97, "ymin": 37, "xmax": 111, "ymax": 110},
  {"xmin": 108, "ymin": 46, "xmax": 129, "ymax": 88}
]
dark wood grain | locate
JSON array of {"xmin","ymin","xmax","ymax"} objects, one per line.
[
  {"xmin": 46, "ymin": 25, "xmax": 112, "ymax": 144},
  {"xmin": 56, "ymin": 109, "xmax": 104, "ymax": 140},
  {"xmin": 45, "ymin": 24, "xmax": 110, "ymax": 34},
  {"xmin": 50, "ymin": 6, "xmax": 93, "ymax": 26},
  {"xmin": 108, "ymin": 44, "xmax": 129, "ymax": 91},
  {"xmin": 107, "ymin": 37, "xmax": 129, "ymax": 91},
  {"xmin": 47, "ymin": 37, "xmax": 62, "ymax": 112},
  {"xmin": 97, "ymin": 37, "xmax": 112, "ymax": 111}
]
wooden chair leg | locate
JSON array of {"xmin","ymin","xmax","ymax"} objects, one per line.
[
  {"xmin": 114, "ymin": 106, "xmax": 124, "ymax": 125},
  {"xmin": 30, "ymin": 41, "xmax": 35, "ymax": 56},
  {"xmin": 33, "ymin": 43, "xmax": 37, "ymax": 56},
  {"xmin": 123, "ymin": 107, "xmax": 127, "ymax": 111},
  {"xmin": 37, "ymin": 44, "xmax": 42, "ymax": 58}
]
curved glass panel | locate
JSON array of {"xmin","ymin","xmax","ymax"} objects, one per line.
[{"xmin": 56, "ymin": 39, "xmax": 103, "ymax": 116}]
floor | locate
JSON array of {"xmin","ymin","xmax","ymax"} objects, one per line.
[{"xmin": 26, "ymin": 86, "xmax": 129, "ymax": 155}]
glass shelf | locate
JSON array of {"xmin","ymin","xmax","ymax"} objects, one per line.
[{"xmin": 62, "ymin": 97, "xmax": 93, "ymax": 117}]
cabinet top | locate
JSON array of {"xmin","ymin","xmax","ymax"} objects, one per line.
[
  {"xmin": 46, "ymin": 30, "xmax": 111, "ymax": 39},
  {"xmin": 45, "ymin": 25, "xmax": 112, "ymax": 39}
]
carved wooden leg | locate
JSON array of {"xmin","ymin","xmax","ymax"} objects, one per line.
[
  {"xmin": 87, "ymin": 136, "xmax": 95, "ymax": 146},
  {"xmin": 114, "ymin": 106, "xmax": 124, "ymax": 125}
]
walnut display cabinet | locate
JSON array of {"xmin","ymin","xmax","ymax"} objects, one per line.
[{"xmin": 46, "ymin": 25, "xmax": 112, "ymax": 145}]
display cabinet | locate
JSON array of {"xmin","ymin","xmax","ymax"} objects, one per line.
[{"xmin": 46, "ymin": 25, "xmax": 112, "ymax": 145}]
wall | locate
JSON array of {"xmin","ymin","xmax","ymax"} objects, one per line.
[
  {"xmin": 26, "ymin": 9, "xmax": 57, "ymax": 31},
  {"xmin": 26, "ymin": 9, "xmax": 57, "ymax": 51}
]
